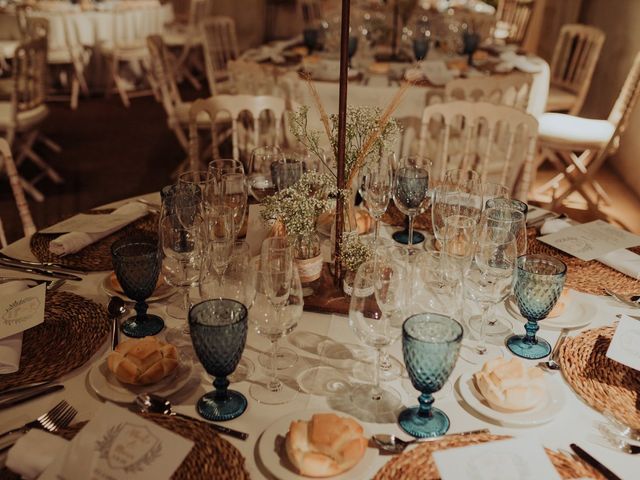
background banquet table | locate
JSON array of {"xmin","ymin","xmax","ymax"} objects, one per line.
[{"xmin": 0, "ymin": 193, "xmax": 636, "ymax": 479}]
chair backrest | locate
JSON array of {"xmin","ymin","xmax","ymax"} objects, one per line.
[
  {"xmin": 188, "ymin": 94, "xmax": 286, "ymax": 170},
  {"xmin": 228, "ymin": 60, "xmax": 279, "ymax": 96},
  {"xmin": 0, "ymin": 138, "xmax": 36, "ymax": 241},
  {"xmin": 607, "ymin": 51, "xmax": 640, "ymax": 153},
  {"xmin": 417, "ymin": 101, "xmax": 538, "ymax": 200},
  {"xmin": 11, "ymin": 36, "xmax": 48, "ymax": 116},
  {"xmin": 146, "ymin": 35, "xmax": 184, "ymax": 124},
  {"xmin": 445, "ymin": 72, "xmax": 533, "ymax": 111},
  {"xmin": 201, "ymin": 16, "xmax": 239, "ymax": 95},
  {"xmin": 549, "ymin": 24, "xmax": 605, "ymax": 115},
  {"xmin": 496, "ymin": 0, "xmax": 534, "ymax": 45}
]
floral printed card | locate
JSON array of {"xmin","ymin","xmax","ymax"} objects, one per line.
[{"xmin": 40, "ymin": 403, "xmax": 193, "ymax": 480}]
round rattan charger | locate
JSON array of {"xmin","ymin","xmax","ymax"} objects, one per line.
[
  {"xmin": 30, "ymin": 209, "xmax": 158, "ymax": 272},
  {"xmin": 558, "ymin": 325, "xmax": 640, "ymax": 429},
  {"xmin": 373, "ymin": 432, "xmax": 605, "ymax": 479},
  {"xmin": 0, "ymin": 291, "xmax": 109, "ymax": 392}
]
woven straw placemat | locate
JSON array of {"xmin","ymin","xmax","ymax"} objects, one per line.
[
  {"xmin": 373, "ymin": 432, "xmax": 605, "ymax": 480},
  {"xmin": 0, "ymin": 291, "xmax": 109, "ymax": 392},
  {"xmin": 558, "ymin": 325, "xmax": 640, "ymax": 429},
  {"xmin": 527, "ymin": 229, "xmax": 640, "ymax": 296},
  {"xmin": 29, "ymin": 209, "xmax": 158, "ymax": 272},
  {"xmin": 0, "ymin": 413, "xmax": 249, "ymax": 480},
  {"xmin": 382, "ymin": 203, "xmax": 435, "ymax": 233}
]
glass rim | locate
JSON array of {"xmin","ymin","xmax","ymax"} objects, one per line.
[
  {"xmin": 516, "ymin": 254, "xmax": 567, "ymax": 276},
  {"xmin": 111, "ymin": 237, "xmax": 157, "ymax": 258},
  {"xmin": 402, "ymin": 312, "xmax": 464, "ymax": 344},
  {"xmin": 484, "ymin": 207, "xmax": 525, "ymax": 222},
  {"xmin": 189, "ymin": 298, "xmax": 248, "ymax": 327}
]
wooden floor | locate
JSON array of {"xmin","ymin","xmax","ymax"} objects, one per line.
[{"xmin": 1, "ymin": 93, "xmax": 640, "ymax": 243}]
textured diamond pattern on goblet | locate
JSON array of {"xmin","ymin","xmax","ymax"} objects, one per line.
[{"xmin": 111, "ymin": 236, "xmax": 161, "ymax": 302}]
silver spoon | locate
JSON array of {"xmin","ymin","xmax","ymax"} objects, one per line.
[
  {"xmin": 542, "ymin": 328, "xmax": 568, "ymax": 371},
  {"xmin": 372, "ymin": 429, "xmax": 490, "ymax": 454},
  {"xmin": 134, "ymin": 393, "xmax": 248, "ymax": 440},
  {"xmin": 605, "ymin": 288, "xmax": 640, "ymax": 309},
  {"xmin": 107, "ymin": 297, "xmax": 126, "ymax": 350}
]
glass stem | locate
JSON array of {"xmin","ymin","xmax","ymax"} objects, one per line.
[
  {"xmin": 374, "ymin": 217, "xmax": 380, "ymax": 243},
  {"xmin": 524, "ymin": 318, "xmax": 539, "ymax": 345},
  {"xmin": 379, "ymin": 349, "xmax": 392, "ymax": 371},
  {"xmin": 486, "ymin": 303, "xmax": 497, "ymax": 326},
  {"xmin": 268, "ymin": 324, "xmax": 282, "ymax": 393},
  {"xmin": 213, "ymin": 376, "xmax": 229, "ymax": 400},
  {"xmin": 134, "ymin": 300, "xmax": 147, "ymax": 317},
  {"xmin": 417, "ymin": 392, "xmax": 434, "ymax": 418},
  {"xmin": 371, "ymin": 347, "xmax": 382, "ymax": 401},
  {"xmin": 182, "ymin": 286, "xmax": 190, "ymax": 313},
  {"xmin": 475, "ymin": 303, "xmax": 491, "ymax": 355},
  {"xmin": 408, "ymin": 215, "xmax": 415, "ymax": 246}
]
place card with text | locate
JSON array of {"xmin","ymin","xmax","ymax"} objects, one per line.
[
  {"xmin": 606, "ymin": 315, "xmax": 640, "ymax": 371},
  {"xmin": 538, "ymin": 220, "xmax": 640, "ymax": 261},
  {"xmin": 40, "ymin": 403, "xmax": 193, "ymax": 480},
  {"xmin": 433, "ymin": 438, "xmax": 561, "ymax": 480},
  {"xmin": 40, "ymin": 212, "xmax": 143, "ymax": 234},
  {"xmin": 0, "ymin": 283, "xmax": 45, "ymax": 340}
]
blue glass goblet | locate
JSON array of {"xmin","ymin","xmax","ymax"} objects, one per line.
[
  {"xmin": 111, "ymin": 236, "xmax": 165, "ymax": 338},
  {"xmin": 413, "ymin": 37, "xmax": 429, "ymax": 61},
  {"xmin": 348, "ymin": 36, "xmax": 358, "ymax": 67},
  {"xmin": 189, "ymin": 299, "xmax": 248, "ymax": 421},
  {"xmin": 303, "ymin": 28, "xmax": 319, "ymax": 54},
  {"xmin": 506, "ymin": 255, "xmax": 566, "ymax": 360},
  {"xmin": 399, "ymin": 313, "xmax": 463, "ymax": 438}
]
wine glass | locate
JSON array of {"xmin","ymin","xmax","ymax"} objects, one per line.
[
  {"xmin": 200, "ymin": 205, "xmax": 235, "ymax": 285},
  {"xmin": 247, "ymin": 146, "xmax": 284, "ymax": 202},
  {"xmin": 273, "ymin": 155, "xmax": 303, "ymax": 191},
  {"xmin": 160, "ymin": 213, "xmax": 203, "ymax": 323},
  {"xmin": 392, "ymin": 156, "xmax": 431, "ymax": 247},
  {"xmin": 481, "ymin": 182, "xmax": 509, "ymax": 208},
  {"xmin": 485, "ymin": 197, "xmax": 528, "ymax": 218},
  {"xmin": 463, "ymin": 227, "xmax": 517, "ymax": 362},
  {"xmin": 481, "ymin": 207, "xmax": 527, "ymax": 257},
  {"xmin": 348, "ymin": 259, "xmax": 403, "ymax": 415},
  {"xmin": 207, "ymin": 158, "xmax": 245, "ymax": 208},
  {"xmin": 199, "ymin": 240, "xmax": 255, "ymax": 306},
  {"xmin": 506, "ymin": 255, "xmax": 567, "ymax": 360},
  {"xmin": 398, "ymin": 312, "xmax": 463, "ymax": 438},
  {"xmin": 111, "ymin": 235, "xmax": 164, "ymax": 337},
  {"xmin": 441, "ymin": 214, "xmax": 475, "ymax": 274},
  {"xmin": 348, "ymin": 35, "xmax": 358, "ymax": 67},
  {"xmin": 221, "ymin": 172, "xmax": 248, "ymax": 240},
  {"xmin": 303, "ymin": 27, "xmax": 319, "ymax": 55},
  {"xmin": 413, "ymin": 37, "xmax": 430, "ymax": 62},
  {"xmin": 361, "ymin": 152, "xmax": 394, "ymax": 243},
  {"xmin": 189, "ymin": 298, "xmax": 248, "ymax": 421}
]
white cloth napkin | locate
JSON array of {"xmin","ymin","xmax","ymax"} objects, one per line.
[
  {"xmin": 6, "ymin": 429, "xmax": 69, "ymax": 479},
  {"xmin": 0, "ymin": 281, "xmax": 32, "ymax": 374},
  {"xmin": 49, "ymin": 203, "xmax": 148, "ymax": 257},
  {"xmin": 241, "ymin": 37, "xmax": 301, "ymax": 64},
  {"xmin": 497, "ymin": 51, "xmax": 544, "ymax": 73},
  {"xmin": 405, "ymin": 61, "xmax": 458, "ymax": 86},
  {"xmin": 541, "ymin": 219, "xmax": 640, "ymax": 278}
]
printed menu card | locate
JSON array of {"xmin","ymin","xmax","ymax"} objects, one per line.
[
  {"xmin": 0, "ymin": 283, "xmax": 45, "ymax": 340},
  {"xmin": 40, "ymin": 403, "xmax": 193, "ymax": 480},
  {"xmin": 538, "ymin": 220, "xmax": 640, "ymax": 261},
  {"xmin": 607, "ymin": 314, "xmax": 640, "ymax": 371},
  {"xmin": 433, "ymin": 438, "xmax": 561, "ymax": 480}
]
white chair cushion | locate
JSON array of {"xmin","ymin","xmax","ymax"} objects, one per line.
[
  {"xmin": 538, "ymin": 113, "xmax": 615, "ymax": 150},
  {"xmin": 0, "ymin": 103, "xmax": 48, "ymax": 131},
  {"xmin": 545, "ymin": 85, "xmax": 577, "ymax": 112}
]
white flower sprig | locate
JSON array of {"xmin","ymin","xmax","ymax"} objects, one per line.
[{"xmin": 339, "ymin": 231, "xmax": 373, "ymax": 273}]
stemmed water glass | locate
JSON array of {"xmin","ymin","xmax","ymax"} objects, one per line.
[
  {"xmin": 247, "ymin": 146, "xmax": 284, "ymax": 202},
  {"xmin": 398, "ymin": 313, "xmax": 463, "ymax": 438},
  {"xmin": 481, "ymin": 207, "xmax": 527, "ymax": 257},
  {"xmin": 249, "ymin": 239, "xmax": 302, "ymax": 404},
  {"xmin": 463, "ymin": 227, "xmax": 517, "ymax": 362},
  {"xmin": 506, "ymin": 254, "xmax": 567, "ymax": 360},
  {"xmin": 207, "ymin": 158, "xmax": 245, "ymax": 210},
  {"xmin": 160, "ymin": 213, "xmax": 203, "ymax": 323},
  {"xmin": 189, "ymin": 298, "xmax": 248, "ymax": 421},
  {"xmin": 392, "ymin": 156, "xmax": 431, "ymax": 246},
  {"xmin": 348, "ymin": 259, "xmax": 403, "ymax": 415},
  {"xmin": 111, "ymin": 235, "xmax": 165, "ymax": 337},
  {"xmin": 361, "ymin": 152, "xmax": 394, "ymax": 243}
]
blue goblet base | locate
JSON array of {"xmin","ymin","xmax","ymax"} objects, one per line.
[
  {"xmin": 196, "ymin": 389, "xmax": 247, "ymax": 421},
  {"xmin": 121, "ymin": 314, "xmax": 165, "ymax": 338},
  {"xmin": 506, "ymin": 334, "xmax": 552, "ymax": 360},
  {"xmin": 392, "ymin": 229, "xmax": 425, "ymax": 245},
  {"xmin": 398, "ymin": 406, "xmax": 450, "ymax": 438}
]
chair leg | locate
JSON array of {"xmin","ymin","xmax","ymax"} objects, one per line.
[
  {"xmin": 38, "ymin": 134, "xmax": 62, "ymax": 153},
  {"xmin": 71, "ymin": 77, "xmax": 79, "ymax": 110},
  {"xmin": 19, "ymin": 176, "xmax": 44, "ymax": 202}
]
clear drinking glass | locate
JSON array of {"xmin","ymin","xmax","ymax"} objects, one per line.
[
  {"xmin": 392, "ymin": 156, "xmax": 431, "ymax": 247},
  {"xmin": 481, "ymin": 206, "xmax": 527, "ymax": 256},
  {"xmin": 463, "ymin": 227, "xmax": 517, "ymax": 363},
  {"xmin": 247, "ymin": 146, "xmax": 284, "ymax": 202},
  {"xmin": 207, "ymin": 159, "xmax": 245, "ymax": 208},
  {"xmin": 220, "ymin": 172, "xmax": 248, "ymax": 240},
  {"xmin": 200, "ymin": 205, "xmax": 235, "ymax": 285},
  {"xmin": 441, "ymin": 214, "xmax": 475, "ymax": 274},
  {"xmin": 199, "ymin": 240, "xmax": 254, "ymax": 306},
  {"xmin": 348, "ymin": 259, "xmax": 403, "ymax": 415},
  {"xmin": 361, "ymin": 152, "xmax": 394, "ymax": 243}
]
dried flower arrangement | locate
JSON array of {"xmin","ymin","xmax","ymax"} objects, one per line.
[{"xmin": 339, "ymin": 231, "xmax": 373, "ymax": 273}]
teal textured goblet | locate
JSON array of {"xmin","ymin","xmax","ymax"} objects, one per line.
[
  {"xmin": 190, "ymin": 299, "xmax": 248, "ymax": 421},
  {"xmin": 399, "ymin": 313, "xmax": 463, "ymax": 438},
  {"xmin": 506, "ymin": 254, "xmax": 566, "ymax": 360}
]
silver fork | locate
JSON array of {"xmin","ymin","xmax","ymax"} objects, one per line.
[{"xmin": 0, "ymin": 400, "xmax": 77, "ymax": 441}]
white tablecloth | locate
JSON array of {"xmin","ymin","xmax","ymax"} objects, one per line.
[{"xmin": 0, "ymin": 193, "xmax": 636, "ymax": 479}]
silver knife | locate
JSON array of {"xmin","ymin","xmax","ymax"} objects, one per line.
[
  {"xmin": 171, "ymin": 412, "xmax": 248, "ymax": 440},
  {"xmin": 0, "ymin": 261, "xmax": 82, "ymax": 281},
  {"xmin": 0, "ymin": 381, "xmax": 51, "ymax": 398},
  {"xmin": 0, "ymin": 252, "xmax": 87, "ymax": 274},
  {"xmin": 570, "ymin": 443, "xmax": 622, "ymax": 480},
  {"xmin": 0, "ymin": 385, "xmax": 64, "ymax": 409}
]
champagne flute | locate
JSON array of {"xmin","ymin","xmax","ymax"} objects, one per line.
[
  {"xmin": 361, "ymin": 152, "xmax": 394, "ymax": 243},
  {"xmin": 392, "ymin": 156, "xmax": 431, "ymax": 247},
  {"xmin": 441, "ymin": 214, "xmax": 475, "ymax": 274},
  {"xmin": 221, "ymin": 172, "xmax": 248, "ymax": 240},
  {"xmin": 199, "ymin": 205, "xmax": 235, "ymax": 289}
]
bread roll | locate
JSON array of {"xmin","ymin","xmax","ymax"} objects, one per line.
[
  {"xmin": 285, "ymin": 413, "xmax": 367, "ymax": 477},
  {"xmin": 107, "ymin": 337, "xmax": 179, "ymax": 385},
  {"xmin": 474, "ymin": 357, "xmax": 546, "ymax": 412}
]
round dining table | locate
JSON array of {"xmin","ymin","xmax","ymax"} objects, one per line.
[{"xmin": 0, "ymin": 192, "xmax": 637, "ymax": 479}]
